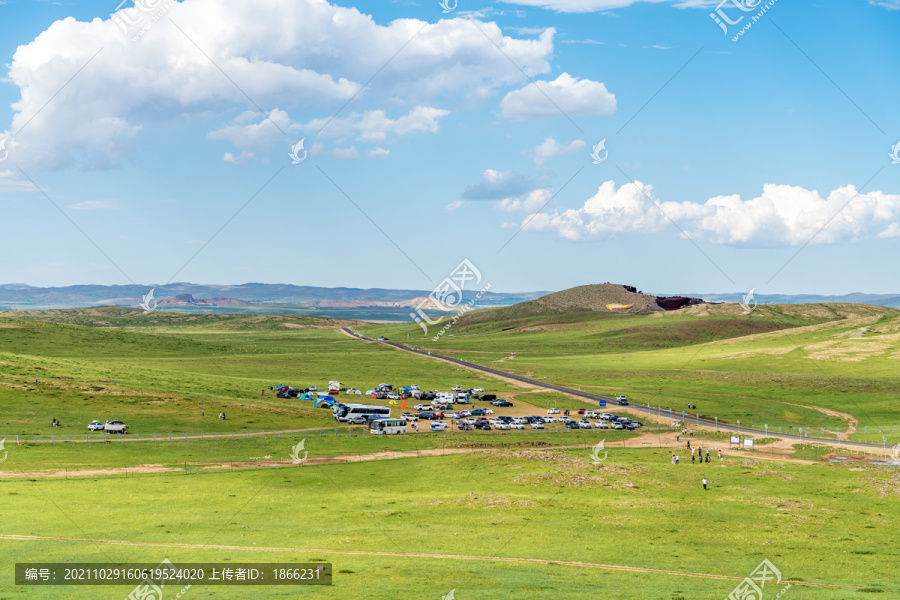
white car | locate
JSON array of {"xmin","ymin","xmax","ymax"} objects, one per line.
[
  {"xmin": 482, "ymin": 408, "xmax": 494, "ymax": 415},
  {"xmin": 431, "ymin": 421, "xmax": 449, "ymax": 431},
  {"xmin": 458, "ymin": 410, "xmax": 471, "ymax": 417},
  {"xmin": 584, "ymin": 410, "xmax": 598, "ymax": 418},
  {"xmin": 547, "ymin": 408, "xmax": 561, "ymax": 414},
  {"xmin": 387, "ymin": 393, "xmax": 400, "ymax": 400},
  {"xmin": 611, "ymin": 422, "xmax": 624, "ymax": 430},
  {"xmin": 509, "ymin": 422, "xmax": 525, "ymax": 430},
  {"xmin": 579, "ymin": 420, "xmax": 593, "ymax": 429},
  {"xmin": 531, "ymin": 421, "xmax": 545, "ymax": 429},
  {"xmin": 88, "ymin": 420, "xmax": 104, "ymax": 431},
  {"xmin": 595, "ymin": 421, "xmax": 609, "ymax": 429},
  {"xmin": 451, "ymin": 386, "xmax": 462, "ymax": 392},
  {"xmin": 544, "ymin": 417, "xmax": 558, "ymax": 423},
  {"xmin": 444, "ymin": 412, "xmax": 461, "ymax": 420},
  {"xmin": 490, "ymin": 420, "xmax": 510, "ymax": 430},
  {"xmin": 511, "ymin": 417, "xmax": 528, "ymax": 425},
  {"xmin": 414, "ymin": 404, "xmax": 432, "ymax": 411},
  {"xmin": 474, "ymin": 387, "xmax": 485, "ymax": 392},
  {"xmin": 309, "ymin": 386, "xmax": 317, "ymax": 391},
  {"xmin": 597, "ymin": 413, "xmax": 612, "ymax": 420}
]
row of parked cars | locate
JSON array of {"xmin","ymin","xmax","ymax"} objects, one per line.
[{"xmin": 546, "ymin": 408, "xmax": 643, "ymax": 430}]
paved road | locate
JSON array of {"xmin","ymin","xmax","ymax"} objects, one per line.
[{"xmin": 343, "ymin": 328, "xmax": 885, "ymax": 450}]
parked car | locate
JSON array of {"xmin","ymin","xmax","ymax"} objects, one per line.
[
  {"xmin": 308, "ymin": 386, "xmax": 317, "ymax": 391},
  {"xmin": 480, "ymin": 394, "xmax": 497, "ymax": 402},
  {"xmin": 511, "ymin": 417, "xmax": 528, "ymax": 425},
  {"xmin": 105, "ymin": 420, "xmax": 127, "ymax": 434},
  {"xmin": 496, "ymin": 415, "xmax": 514, "ymax": 423},
  {"xmin": 402, "ymin": 413, "xmax": 418, "ymax": 421},
  {"xmin": 414, "ymin": 404, "xmax": 432, "ymax": 411},
  {"xmin": 611, "ymin": 422, "xmax": 624, "ymax": 430},
  {"xmin": 531, "ymin": 421, "xmax": 545, "ymax": 429},
  {"xmin": 547, "ymin": 408, "xmax": 560, "ymax": 414},
  {"xmin": 565, "ymin": 421, "xmax": 580, "ymax": 430},
  {"xmin": 444, "ymin": 412, "xmax": 461, "ymax": 420},
  {"xmin": 469, "ymin": 409, "xmax": 486, "ymax": 416},
  {"xmin": 490, "ymin": 420, "xmax": 510, "ymax": 430},
  {"xmin": 616, "ymin": 395, "xmax": 629, "ymax": 406},
  {"xmin": 431, "ymin": 421, "xmax": 449, "ymax": 431},
  {"xmin": 458, "ymin": 410, "xmax": 471, "ymax": 417},
  {"xmin": 482, "ymin": 408, "xmax": 494, "ymax": 415},
  {"xmin": 347, "ymin": 416, "xmax": 369, "ymax": 425},
  {"xmin": 458, "ymin": 422, "xmax": 473, "ymax": 431},
  {"xmin": 416, "ymin": 412, "xmax": 439, "ymax": 420},
  {"xmin": 451, "ymin": 386, "xmax": 462, "ymax": 392},
  {"xmin": 473, "ymin": 421, "xmax": 491, "ymax": 430},
  {"xmin": 595, "ymin": 421, "xmax": 609, "ymax": 429},
  {"xmin": 597, "ymin": 413, "xmax": 612, "ymax": 420},
  {"xmin": 579, "ymin": 419, "xmax": 593, "ymax": 429},
  {"xmin": 491, "ymin": 400, "xmax": 513, "ymax": 407},
  {"xmin": 509, "ymin": 422, "xmax": 525, "ymax": 430},
  {"xmin": 543, "ymin": 416, "xmax": 557, "ymax": 423},
  {"xmin": 577, "ymin": 409, "xmax": 586, "ymax": 415},
  {"xmin": 584, "ymin": 410, "xmax": 598, "ymax": 418},
  {"xmin": 474, "ymin": 387, "xmax": 485, "ymax": 392}
]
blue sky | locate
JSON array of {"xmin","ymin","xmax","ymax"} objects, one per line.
[{"xmin": 0, "ymin": 0, "xmax": 898, "ymax": 296}]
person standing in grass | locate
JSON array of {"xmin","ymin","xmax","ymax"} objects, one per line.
[
  {"xmin": 702, "ymin": 478, "xmax": 708, "ymax": 490},
  {"xmin": 671, "ymin": 455, "xmax": 676, "ymax": 465},
  {"xmin": 675, "ymin": 455, "xmax": 679, "ymax": 464},
  {"xmin": 718, "ymin": 449, "xmax": 723, "ymax": 461}
]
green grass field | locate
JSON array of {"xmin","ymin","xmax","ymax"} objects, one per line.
[{"xmin": 1, "ymin": 305, "xmax": 899, "ymax": 598}]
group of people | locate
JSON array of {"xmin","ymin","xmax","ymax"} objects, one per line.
[
  {"xmin": 218, "ymin": 412, "xmax": 226, "ymax": 420},
  {"xmin": 671, "ymin": 443, "xmax": 722, "ymax": 465},
  {"xmin": 50, "ymin": 418, "xmax": 61, "ymax": 428},
  {"xmin": 687, "ymin": 403, "xmax": 698, "ymax": 410}
]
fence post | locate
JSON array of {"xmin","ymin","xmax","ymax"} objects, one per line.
[
  {"xmin": 201, "ymin": 432, "xmax": 203, "ymax": 441},
  {"xmin": 136, "ymin": 434, "xmax": 139, "ymax": 443},
  {"xmin": 51, "ymin": 435, "xmax": 54, "ymax": 443},
  {"xmin": 217, "ymin": 433, "xmax": 220, "ymax": 441},
  {"xmin": 69, "ymin": 435, "xmax": 72, "ymax": 442},
  {"xmin": 277, "ymin": 431, "xmax": 280, "ymax": 439},
  {"xmin": 232, "ymin": 432, "xmax": 235, "ymax": 440},
  {"xmin": 169, "ymin": 433, "xmax": 172, "ymax": 442},
  {"xmin": 185, "ymin": 433, "xmax": 188, "ymax": 442}
]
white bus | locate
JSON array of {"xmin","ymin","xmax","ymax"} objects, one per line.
[
  {"xmin": 335, "ymin": 403, "xmax": 391, "ymax": 423},
  {"xmin": 370, "ymin": 418, "xmax": 408, "ymax": 435}
]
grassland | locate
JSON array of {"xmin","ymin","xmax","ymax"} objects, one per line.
[{"xmin": 1, "ymin": 305, "xmax": 898, "ymax": 599}]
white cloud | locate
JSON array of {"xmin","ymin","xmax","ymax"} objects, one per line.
[
  {"xmin": 445, "ymin": 200, "xmax": 464, "ymax": 211},
  {"xmin": 500, "ymin": 73, "xmax": 616, "ymax": 119},
  {"xmin": 495, "ymin": 188, "xmax": 553, "ymax": 212},
  {"xmin": 498, "ymin": 0, "xmax": 716, "ymax": 11},
  {"xmin": 876, "ymin": 223, "xmax": 900, "ymax": 238},
  {"xmin": 222, "ymin": 151, "xmax": 254, "ymax": 164},
  {"xmin": 208, "ymin": 109, "xmax": 292, "ymax": 154},
  {"xmin": 518, "ymin": 180, "xmax": 900, "ymax": 246},
  {"xmin": 462, "ymin": 169, "xmax": 536, "ymax": 200},
  {"xmin": 65, "ymin": 200, "xmax": 118, "ymax": 210},
  {"xmin": 869, "ymin": 0, "xmax": 900, "ymax": 9},
  {"xmin": 368, "ymin": 147, "xmax": 390, "ymax": 158},
  {"xmin": 531, "ymin": 136, "xmax": 585, "ymax": 166},
  {"xmin": 297, "ymin": 106, "xmax": 450, "ymax": 142},
  {"xmin": 7, "ymin": 0, "xmax": 555, "ymax": 169},
  {"xmin": 330, "ymin": 146, "xmax": 359, "ymax": 159}
]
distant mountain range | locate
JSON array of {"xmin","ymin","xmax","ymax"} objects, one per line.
[
  {"xmin": 682, "ymin": 292, "xmax": 900, "ymax": 310},
  {"xmin": 0, "ymin": 283, "xmax": 549, "ymax": 313},
  {"xmin": 1, "ymin": 283, "xmax": 898, "ymax": 315}
]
